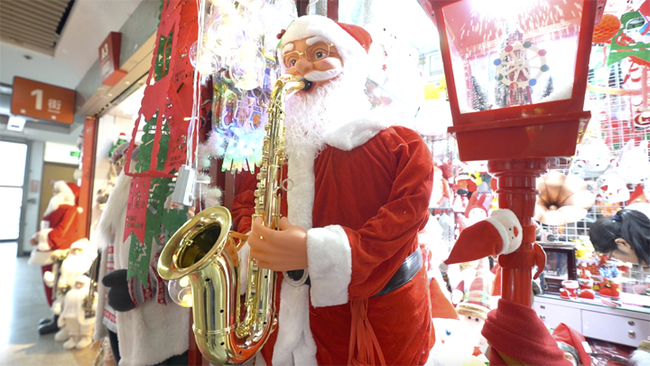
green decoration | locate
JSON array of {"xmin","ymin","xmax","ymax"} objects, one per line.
[
  {"xmin": 607, "ymin": 11, "xmax": 650, "ymax": 67},
  {"xmin": 127, "ymin": 177, "xmax": 188, "ymax": 285}
]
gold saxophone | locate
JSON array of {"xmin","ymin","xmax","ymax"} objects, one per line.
[{"xmin": 158, "ymin": 75, "xmax": 311, "ymax": 365}]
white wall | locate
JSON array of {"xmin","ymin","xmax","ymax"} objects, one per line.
[
  {"xmin": 21, "ymin": 141, "xmax": 44, "ymax": 255},
  {"xmin": 88, "ymin": 114, "xmax": 135, "ymax": 238}
]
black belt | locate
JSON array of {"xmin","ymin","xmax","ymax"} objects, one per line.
[
  {"xmin": 373, "ymin": 247, "xmax": 422, "ymax": 297},
  {"xmin": 285, "ymin": 247, "xmax": 423, "ymax": 297}
]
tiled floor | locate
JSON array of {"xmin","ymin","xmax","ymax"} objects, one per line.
[{"xmin": 0, "ymin": 243, "xmax": 97, "ymax": 366}]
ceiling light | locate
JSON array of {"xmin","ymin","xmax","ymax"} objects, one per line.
[{"xmin": 7, "ymin": 116, "xmax": 26, "ymax": 131}]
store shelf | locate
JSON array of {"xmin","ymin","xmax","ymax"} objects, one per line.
[{"xmin": 534, "ymin": 294, "xmax": 650, "ymax": 348}]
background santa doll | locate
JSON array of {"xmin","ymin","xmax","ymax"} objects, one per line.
[{"xmin": 28, "ymin": 180, "xmax": 84, "ymax": 335}]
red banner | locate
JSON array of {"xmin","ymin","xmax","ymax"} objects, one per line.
[{"xmin": 124, "ymin": 177, "xmax": 150, "ymax": 243}]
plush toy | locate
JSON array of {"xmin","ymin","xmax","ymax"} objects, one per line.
[
  {"xmin": 572, "ymin": 138, "xmax": 613, "ymax": 178},
  {"xmin": 44, "ymin": 239, "xmax": 96, "ymax": 342},
  {"xmin": 57, "ymin": 276, "xmax": 96, "ymax": 350},
  {"xmin": 552, "ymin": 323, "xmax": 592, "ymax": 366},
  {"xmin": 28, "ymin": 180, "xmax": 85, "ymax": 335},
  {"xmin": 456, "ymin": 271, "xmax": 492, "ymax": 354},
  {"xmin": 427, "ymin": 317, "xmax": 483, "ymax": 366},
  {"xmin": 615, "ymin": 139, "xmax": 650, "ymax": 185},
  {"xmin": 630, "ymin": 339, "xmax": 650, "ymax": 366}
]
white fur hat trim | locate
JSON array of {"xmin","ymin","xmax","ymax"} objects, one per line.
[
  {"xmin": 278, "ymin": 15, "xmax": 370, "ymax": 75},
  {"xmin": 486, "ymin": 209, "xmax": 523, "ymax": 255}
]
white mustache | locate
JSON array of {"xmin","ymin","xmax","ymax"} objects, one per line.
[{"xmin": 303, "ymin": 67, "xmax": 343, "ymax": 82}]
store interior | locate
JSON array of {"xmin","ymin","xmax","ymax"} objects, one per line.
[{"xmin": 3, "ymin": 0, "xmax": 650, "ymax": 365}]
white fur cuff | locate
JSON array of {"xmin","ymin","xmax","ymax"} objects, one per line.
[
  {"xmin": 306, "ymin": 225, "xmax": 351, "ymax": 307},
  {"xmin": 37, "ymin": 229, "xmax": 53, "ymax": 251}
]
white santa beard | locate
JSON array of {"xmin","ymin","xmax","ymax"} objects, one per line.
[
  {"xmin": 285, "ymin": 69, "xmax": 370, "ymax": 161},
  {"xmin": 44, "ymin": 192, "xmax": 69, "ymax": 216}
]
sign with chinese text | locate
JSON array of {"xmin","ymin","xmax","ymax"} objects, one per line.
[
  {"xmin": 10, "ymin": 77, "xmax": 75, "ymax": 124},
  {"xmin": 99, "ymin": 31, "xmax": 127, "ymax": 86}
]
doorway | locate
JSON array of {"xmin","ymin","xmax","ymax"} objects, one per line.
[{"xmin": 0, "ymin": 141, "xmax": 27, "ymax": 242}]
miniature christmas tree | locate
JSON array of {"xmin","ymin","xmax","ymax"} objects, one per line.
[
  {"xmin": 469, "ymin": 75, "xmax": 489, "ymax": 111},
  {"xmin": 541, "ymin": 76, "xmax": 554, "ymax": 99}
]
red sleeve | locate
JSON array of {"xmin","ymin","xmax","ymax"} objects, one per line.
[
  {"xmin": 47, "ymin": 205, "xmax": 79, "ymax": 250},
  {"xmin": 346, "ymin": 128, "xmax": 433, "ymax": 299},
  {"xmin": 231, "ymin": 171, "xmax": 259, "ymax": 234}
]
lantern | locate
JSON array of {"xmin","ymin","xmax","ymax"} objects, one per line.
[{"xmin": 418, "ymin": 0, "xmax": 601, "ymax": 307}]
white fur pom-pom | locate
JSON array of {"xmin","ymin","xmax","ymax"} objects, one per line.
[
  {"xmin": 197, "ymin": 132, "xmax": 227, "ymax": 170},
  {"xmin": 200, "ymin": 186, "xmax": 223, "ymax": 209},
  {"xmin": 630, "ymin": 349, "xmax": 650, "ymax": 366}
]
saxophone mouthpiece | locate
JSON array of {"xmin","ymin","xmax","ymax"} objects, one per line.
[{"xmin": 301, "ymin": 79, "xmax": 313, "ymax": 91}]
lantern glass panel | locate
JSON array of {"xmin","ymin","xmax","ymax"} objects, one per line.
[{"xmin": 440, "ymin": 0, "xmax": 585, "ymax": 113}]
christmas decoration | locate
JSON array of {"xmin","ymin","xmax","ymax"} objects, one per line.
[
  {"xmin": 608, "ymin": 11, "xmax": 650, "ymax": 67},
  {"xmin": 122, "ymin": 0, "xmax": 197, "ymax": 285},
  {"xmin": 468, "ymin": 75, "xmax": 489, "ymax": 111},
  {"xmin": 593, "ymin": 13, "xmax": 622, "ymax": 44}
]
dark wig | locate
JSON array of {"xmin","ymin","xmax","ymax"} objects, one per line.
[{"xmin": 589, "ymin": 209, "xmax": 650, "ymax": 266}]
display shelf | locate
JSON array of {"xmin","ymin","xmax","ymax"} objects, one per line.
[{"xmin": 534, "ymin": 293, "xmax": 650, "ymax": 348}]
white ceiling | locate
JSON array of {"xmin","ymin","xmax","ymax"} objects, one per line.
[
  {"xmin": 0, "ymin": 0, "xmax": 145, "ymax": 144},
  {"xmin": 0, "ymin": 0, "xmax": 440, "ymax": 146}
]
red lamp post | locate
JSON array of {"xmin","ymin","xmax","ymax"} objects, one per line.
[{"xmin": 418, "ymin": 0, "xmax": 601, "ymax": 307}]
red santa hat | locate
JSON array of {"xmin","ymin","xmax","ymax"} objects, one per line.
[
  {"xmin": 440, "ymin": 209, "xmax": 522, "ymax": 272},
  {"xmin": 429, "ymin": 277, "xmax": 459, "ymax": 320},
  {"xmin": 53, "ymin": 180, "xmax": 78, "ymax": 206},
  {"xmin": 552, "ymin": 323, "xmax": 591, "ymax": 366},
  {"xmin": 482, "ymin": 298, "xmax": 571, "ymax": 365},
  {"xmin": 278, "ymin": 15, "xmax": 372, "ymax": 75}
]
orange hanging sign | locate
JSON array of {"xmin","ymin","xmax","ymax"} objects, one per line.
[{"xmin": 10, "ymin": 76, "xmax": 75, "ymax": 124}]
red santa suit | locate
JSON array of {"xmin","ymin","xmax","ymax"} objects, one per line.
[
  {"xmin": 234, "ymin": 124, "xmax": 433, "ymax": 365},
  {"xmin": 31, "ymin": 181, "xmax": 83, "ymax": 254}
]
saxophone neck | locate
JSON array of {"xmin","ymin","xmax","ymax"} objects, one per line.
[{"xmin": 274, "ymin": 75, "xmax": 312, "ymax": 96}]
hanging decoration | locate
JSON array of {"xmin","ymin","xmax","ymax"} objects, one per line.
[
  {"xmin": 191, "ymin": 0, "xmax": 297, "ymax": 174},
  {"xmin": 592, "ymin": 13, "xmax": 622, "ymax": 44},
  {"xmin": 608, "ymin": 9, "xmax": 650, "ymax": 67},
  {"xmin": 122, "ymin": 0, "xmax": 199, "ymax": 285}
]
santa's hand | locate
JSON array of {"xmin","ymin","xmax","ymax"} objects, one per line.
[
  {"xmin": 248, "ymin": 217, "xmax": 308, "ymax": 272},
  {"xmin": 102, "ymin": 269, "xmax": 136, "ymax": 312},
  {"xmin": 30, "ymin": 234, "xmax": 38, "ymax": 246}
]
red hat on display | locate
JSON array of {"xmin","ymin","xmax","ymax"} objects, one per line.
[
  {"xmin": 66, "ymin": 182, "xmax": 80, "ymax": 205},
  {"xmin": 54, "ymin": 180, "xmax": 77, "ymax": 206},
  {"xmin": 278, "ymin": 15, "xmax": 372, "ymax": 74},
  {"xmin": 440, "ymin": 209, "xmax": 522, "ymax": 272},
  {"xmin": 456, "ymin": 273, "xmax": 491, "ymax": 320},
  {"xmin": 429, "ymin": 278, "xmax": 459, "ymax": 320},
  {"xmin": 482, "ymin": 298, "xmax": 571, "ymax": 365},
  {"xmin": 552, "ymin": 323, "xmax": 591, "ymax": 366}
]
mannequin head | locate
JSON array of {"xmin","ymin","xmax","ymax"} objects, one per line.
[{"xmin": 589, "ymin": 209, "xmax": 650, "ymax": 266}]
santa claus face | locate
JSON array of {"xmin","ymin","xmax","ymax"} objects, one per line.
[{"xmin": 281, "ymin": 37, "xmax": 344, "ymax": 90}]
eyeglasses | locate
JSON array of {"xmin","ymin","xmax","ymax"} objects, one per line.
[{"xmin": 282, "ymin": 42, "xmax": 336, "ymax": 69}]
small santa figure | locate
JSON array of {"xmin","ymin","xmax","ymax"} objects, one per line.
[
  {"xmin": 456, "ymin": 273, "xmax": 491, "ymax": 355},
  {"xmin": 57, "ymin": 275, "xmax": 96, "ymax": 350}
]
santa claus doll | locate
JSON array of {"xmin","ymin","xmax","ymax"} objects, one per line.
[
  {"xmin": 29, "ymin": 180, "xmax": 84, "ymax": 335},
  {"xmin": 56, "ymin": 275, "xmax": 96, "ymax": 350},
  {"xmin": 232, "ymin": 15, "xmax": 434, "ymax": 365}
]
